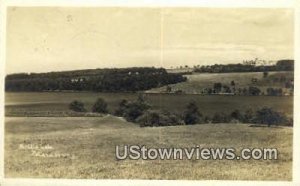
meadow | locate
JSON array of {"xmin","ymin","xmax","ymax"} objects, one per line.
[
  {"xmin": 5, "ymin": 92, "xmax": 293, "ymax": 117},
  {"xmin": 146, "ymin": 71, "xmax": 293, "ymax": 94},
  {"xmin": 5, "ymin": 116, "xmax": 292, "ymax": 180}
]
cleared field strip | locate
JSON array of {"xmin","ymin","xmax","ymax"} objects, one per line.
[
  {"xmin": 147, "ymin": 71, "xmax": 293, "ymax": 94},
  {"xmin": 5, "ymin": 92, "xmax": 293, "ymax": 117}
]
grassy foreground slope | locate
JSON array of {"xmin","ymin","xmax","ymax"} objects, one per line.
[{"xmin": 5, "ymin": 116, "xmax": 292, "ymax": 180}]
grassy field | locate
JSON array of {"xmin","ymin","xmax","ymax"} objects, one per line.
[
  {"xmin": 4, "ymin": 83, "xmax": 294, "ymax": 180},
  {"xmin": 146, "ymin": 71, "xmax": 293, "ymax": 94},
  {"xmin": 5, "ymin": 116, "xmax": 292, "ymax": 180},
  {"xmin": 5, "ymin": 92, "xmax": 293, "ymax": 117}
]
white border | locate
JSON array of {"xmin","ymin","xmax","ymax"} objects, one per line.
[
  {"xmin": 293, "ymin": 0, "xmax": 300, "ymax": 184},
  {"xmin": 0, "ymin": 0, "xmax": 298, "ymax": 7},
  {"xmin": 0, "ymin": 0, "xmax": 299, "ymax": 186}
]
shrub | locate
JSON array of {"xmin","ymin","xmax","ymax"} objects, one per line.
[
  {"xmin": 248, "ymin": 86, "xmax": 261, "ymax": 96},
  {"xmin": 120, "ymin": 95, "xmax": 151, "ymax": 122},
  {"xmin": 212, "ymin": 112, "xmax": 230, "ymax": 123},
  {"xmin": 243, "ymin": 109, "xmax": 255, "ymax": 123},
  {"xmin": 230, "ymin": 109, "xmax": 244, "ymax": 122},
  {"xmin": 255, "ymin": 107, "xmax": 286, "ymax": 127},
  {"xmin": 231, "ymin": 80, "xmax": 235, "ymax": 86},
  {"xmin": 183, "ymin": 101, "xmax": 204, "ymax": 125},
  {"xmin": 286, "ymin": 117, "xmax": 293, "ymax": 126},
  {"xmin": 123, "ymin": 102, "xmax": 147, "ymax": 121},
  {"xmin": 223, "ymin": 85, "xmax": 231, "ymax": 93},
  {"xmin": 213, "ymin": 83, "xmax": 222, "ymax": 93},
  {"xmin": 266, "ymin": 88, "xmax": 283, "ymax": 96},
  {"xmin": 204, "ymin": 116, "xmax": 211, "ymax": 123},
  {"xmin": 69, "ymin": 100, "xmax": 86, "ymax": 112},
  {"xmin": 115, "ymin": 99, "xmax": 128, "ymax": 116},
  {"xmin": 92, "ymin": 98, "xmax": 108, "ymax": 113},
  {"xmin": 136, "ymin": 110, "xmax": 184, "ymax": 127}
]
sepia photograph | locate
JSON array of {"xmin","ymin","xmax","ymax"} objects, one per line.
[{"xmin": 1, "ymin": 3, "xmax": 298, "ymax": 184}]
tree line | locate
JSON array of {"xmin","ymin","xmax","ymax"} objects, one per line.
[
  {"xmin": 5, "ymin": 67, "xmax": 187, "ymax": 92},
  {"xmin": 194, "ymin": 60, "xmax": 294, "ymax": 73},
  {"xmin": 69, "ymin": 95, "xmax": 292, "ymax": 127},
  {"xmin": 202, "ymin": 83, "xmax": 290, "ymax": 96}
]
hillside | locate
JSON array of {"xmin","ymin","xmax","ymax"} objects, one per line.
[
  {"xmin": 5, "ymin": 67, "xmax": 186, "ymax": 92},
  {"xmin": 146, "ymin": 71, "xmax": 293, "ymax": 95},
  {"xmin": 5, "ymin": 116, "xmax": 292, "ymax": 180}
]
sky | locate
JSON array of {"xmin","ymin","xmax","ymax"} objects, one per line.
[{"xmin": 6, "ymin": 7, "xmax": 294, "ymax": 74}]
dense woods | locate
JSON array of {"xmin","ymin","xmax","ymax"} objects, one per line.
[{"xmin": 5, "ymin": 67, "xmax": 187, "ymax": 92}]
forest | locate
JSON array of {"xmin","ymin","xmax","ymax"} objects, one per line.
[{"xmin": 5, "ymin": 67, "xmax": 187, "ymax": 92}]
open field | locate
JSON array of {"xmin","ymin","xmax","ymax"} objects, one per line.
[
  {"xmin": 146, "ymin": 71, "xmax": 293, "ymax": 94},
  {"xmin": 5, "ymin": 88, "xmax": 294, "ymax": 180},
  {"xmin": 5, "ymin": 92, "xmax": 293, "ymax": 117},
  {"xmin": 5, "ymin": 116, "xmax": 292, "ymax": 180}
]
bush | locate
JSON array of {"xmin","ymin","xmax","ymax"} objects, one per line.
[
  {"xmin": 213, "ymin": 83, "xmax": 222, "ymax": 93},
  {"xmin": 255, "ymin": 107, "xmax": 287, "ymax": 127},
  {"xmin": 69, "ymin": 100, "xmax": 86, "ymax": 112},
  {"xmin": 286, "ymin": 117, "xmax": 293, "ymax": 126},
  {"xmin": 230, "ymin": 109, "xmax": 244, "ymax": 122},
  {"xmin": 115, "ymin": 99, "xmax": 128, "ymax": 116},
  {"xmin": 123, "ymin": 102, "xmax": 148, "ymax": 121},
  {"xmin": 204, "ymin": 116, "xmax": 211, "ymax": 123},
  {"xmin": 243, "ymin": 109, "xmax": 255, "ymax": 123},
  {"xmin": 136, "ymin": 110, "xmax": 184, "ymax": 127},
  {"xmin": 266, "ymin": 88, "xmax": 283, "ymax": 96},
  {"xmin": 183, "ymin": 101, "xmax": 204, "ymax": 125},
  {"xmin": 248, "ymin": 86, "xmax": 261, "ymax": 96},
  {"xmin": 212, "ymin": 112, "xmax": 230, "ymax": 123},
  {"xmin": 92, "ymin": 98, "xmax": 108, "ymax": 113},
  {"xmin": 118, "ymin": 95, "xmax": 151, "ymax": 122}
]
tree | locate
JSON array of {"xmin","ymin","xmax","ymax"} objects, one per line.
[
  {"xmin": 69, "ymin": 100, "xmax": 86, "ymax": 112},
  {"xmin": 285, "ymin": 80, "xmax": 293, "ymax": 89},
  {"xmin": 231, "ymin": 80, "xmax": 235, "ymax": 86},
  {"xmin": 263, "ymin": 71, "xmax": 269, "ymax": 78},
  {"xmin": 267, "ymin": 88, "xmax": 283, "ymax": 96},
  {"xmin": 243, "ymin": 109, "xmax": 254, "ymax": 123},
  {"xmin": 115, "ymin": 99, "xmax": 128, "ymax": 116},
  {"xmin": 92, "ymin": 98, "xmax": 108, "ymax": 113},
  {"xmin": 255, "ymin": 107, "xmax": 285, "ymax": 127},
  {"xmin": 230, "ymin": 109, "xmax": 244, "ymax": 121},
  {"xmin": 212, "ymin": 112, "xmax": 230, "ymax": 123},
  {"xmin": 136, "ymin": 110, "xmax": 184, "ymax": 127},
  {"xmin": 276, "ymin": 60, "xmax": 294, "ymax": 71},
  {"xmin": 5, "ymin": 67, "xmax": 187, "ymax": 92},
  {"xmin": 166, "ymin": 85, "xmax": 172, "ymax": 93},
  {"xmin": 213, "ymin": 83, "xmax": 222, "ymax": 93},
  {"xmin": 183, "ymin": 101, "xmax": 203, "ymax": 125},
  {"xmin": 242, "ymin": 87, "xmax": 248, "ymax": 95},
  {"xmin": 137, "ymin": 93, "xmax": 146, "ymax": 103},
  {"xmin": 248, "ymin": 86, "xmax": 261, "ymax": 96},
  {"xmin": 122, "ymin": 96, "xmax": 151, "ymax": 122},
  {"xmin": 223, "ymin": 85, "xmax": 231, "ymax": 93}
]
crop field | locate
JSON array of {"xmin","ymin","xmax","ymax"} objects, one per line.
[
  {"xmin": 5, "ymin": 116, "xmax": 292, "ymax": 180},
  {"xmin": 5, "ymin": 92, "xmax": 293, "ymax": 117},
  {"xmin": 146, "ymin": 71, "xmax": 293, "ymax": 94}
]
